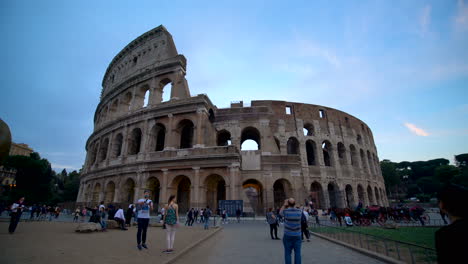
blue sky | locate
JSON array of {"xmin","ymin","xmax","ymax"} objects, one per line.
[{"xmin": 1, "ymin": 0, "xmax": 467, "ymax": 171}]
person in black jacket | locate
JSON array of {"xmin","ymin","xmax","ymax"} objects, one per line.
[{"xmin": 435, "ymin": 184, "xmax": 468, "ymax": 264}]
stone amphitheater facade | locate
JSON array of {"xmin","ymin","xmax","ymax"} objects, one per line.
[{"xmin": 76, "ymin": 25, "xmax": 388, "ymax": 214}]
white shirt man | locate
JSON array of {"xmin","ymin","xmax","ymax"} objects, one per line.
[{"xmin": 114, "ymin": 208, "xmax": 127, "ymax": 230}]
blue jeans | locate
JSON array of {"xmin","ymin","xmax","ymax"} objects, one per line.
[
  {"xmin": 204, "ymin": 217, "xmax": 209, "ymax": 229},
  {"xmin": 283, "ymin": 235, "xmax": 302, "ymax": 264}
]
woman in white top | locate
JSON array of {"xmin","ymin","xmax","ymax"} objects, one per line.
[{"xmin": 9, "ymin": 197, "xmax": 25, "ymax": 234}]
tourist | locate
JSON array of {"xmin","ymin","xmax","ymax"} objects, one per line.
[
  {"xmin": 136, "ymin": 190, "xmax": 153, "ymax": 250},
  {"xmin": 266, "ymin": 208, "xmax": 279, "ymax": 240},
  {"xmin": 185, "ymin": 208, "xmax": 193, "ymax": 226},
  {"xmin": 80, "ymin": 207, "xmax": 87, "ymax": 222},
  {"xmin": 161, "ymin": 206, "xmax": 166, "ymax": 229},
  {"xmin": 29, "ymin": 204, "xmax": 36, "ymax": 220},
  {"xmin": 163, "ymin": 195, "xmax": 179, "ymax": 253},
  {"xmin": 203, "ymin": 206, "xmax": 212, "ymax": 230},
  {"xmin": 435, "ymin": 184, "xmax": 468, "ymax": 263},
  {"xmin": 200, "ymin": 208, "xmax": 204, "ymax": 223},
  {"xmin": 280, "ymin": 198, "xmax": 302, "ymax": 264},
  {"xmin": 86, "ymin": 205, "xmax": 106, "ymax": 231},
  {"xmin": 194, "ymin": 209, "xmax": 199, "ymax": 223},
  {"xmin": 98, "ymin": 201, "xmax": 107, "ymax": 230},
  {"xmin": 301, "ymin": 208, "xmax": 310, "ymax": 242},
  {"xmin": 114, "ymin": 206, "xmax": 128, "ymax": 230},
  {"xmin": 73, "ymin": 207, "xmax": 80, "ymax": 222},
  {"xmin": 125, "ymin": 204, "xmax": 134, "ymax": 227},
  {"xmin": 222, "ymin": 209, "xmax": 228, "ymax": 224},
  {"xmin": 236, "ymin": 208, "xmax": 242, "ymax": 223},
  {"xmin": 8, "ymin": 197, "xmax": 25, "ymax": 234}
]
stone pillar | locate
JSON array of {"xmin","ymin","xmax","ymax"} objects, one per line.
[
  {"xmin": 194, "ymin": 109, "xmax": 205, "ymax": 148},
  {"xmin": 193, "ymin": 167, "xmax": 201, "ymax": 208},
  {"xmin": 161, "ymin": 169, "xmax": 169, "ymax": 207},
  {"xmin": 229, "ymin": 164, "xmax": 240, "ymax": 200},
  {"xmin": 165, "ymin": 114, "xmax": 176, "ymax": 150},
  {"xmin": 149, "ymin": 78, "xmax": 163, "ymax": 106},
  {"xmin": 121, "ymin": 125, "xmax": 130, "ymax": 158},
  {"xmin": 105, "ymin": 131, "xmax": 113, "ymax": 166}
]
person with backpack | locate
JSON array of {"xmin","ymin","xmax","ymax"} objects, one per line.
[
  {"xmin": 136, "ymin": 190, "xmax": 153, "ymax": 250},
  {"xmin": 162, "ymin": 195, "xmax": 179, "ymax": 253},
  {"xmin": 203, "ymin": 206, "xmax": 212, "ymax": 230},
  {"xmin": 301, "ymin": 208, "xmax": 310, "ymax": 242}
]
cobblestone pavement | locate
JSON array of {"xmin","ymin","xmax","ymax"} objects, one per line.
[{"xmin": 177, "ymin": 221, "xmax": 385, "ymax": 264}]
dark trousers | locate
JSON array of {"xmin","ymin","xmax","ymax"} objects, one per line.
[
  {"xmin": 136, "ymin": 218, "xmax": 149, "ymax": 245},
  {"xmin": 188, "ymin": 217, "xmax": 194, "ymax": 226},
  {"xmin": 115, "ymin": 218, "xmax": 126, "ymax": 229},
  {"xmin": 270, "ymin": 223, "xmax": 279, "ymax": 239},
  {"xmin": 301, "ymin": 224, "xmax": 310, "ymax": 240},
  {"xmin": 9, "ymin": 212, "xmax": 21, "ymax": 233}
]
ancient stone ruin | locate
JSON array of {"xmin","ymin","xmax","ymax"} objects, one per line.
[{"xmin": 76, "ymin": 25, "xmax": 388, "ymax": 214}]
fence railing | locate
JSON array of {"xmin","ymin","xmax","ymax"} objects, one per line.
[{"xmin": 309, "ymin": 222, "xmax": 437, "ymax": 264}]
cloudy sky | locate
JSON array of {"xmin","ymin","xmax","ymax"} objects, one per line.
[{"xmin": 1, "ymin": 0, "xmax": 467, "ymax": 171}]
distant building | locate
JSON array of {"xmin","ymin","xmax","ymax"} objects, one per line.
[{"xmin": 0, "ymin": 142, "xmax": 34, "ymax": 186}]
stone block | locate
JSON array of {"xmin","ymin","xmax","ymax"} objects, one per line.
[{"xmin": 75, "ymin": 222, "xmax": 101, "ymax": 233}]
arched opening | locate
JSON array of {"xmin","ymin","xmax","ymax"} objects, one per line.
[
  {"xmin": 357, "ymin": 134, "xmax": 363, "ymax": 145},
  {"xmin": 327, "ymin": 183, "xmax": 339, "ymax": 208},
  {"xmin": 85, "ymin": 184, "xmax": 92, "ymax": 202},
  {"xmin": 178, "ymin": 119, "xmax": 194, "ymax": 149},
  {"xmin": 208, "ymin": 109, "xmax": 215, "ymax": 123},
  {"xmin": 89, "ymin": 143, "xmax": 98, "ymax": 166},
  {"xmin": 112, "ymin": 133, "xmax": 123, "ymax": 158},
  {"xmin": 306, "ymin": 140, "xmax": 317, "ymax": 165},
  {"xmin": 92, "ymin": 183, "xmax": 101, "ymax": 203},
  {"xmin": 310, "ymin": 182, "xmax": 325, "ymax": 209},
  {"xmin": 374, "ymin": 186, "xmax": 380, "ymax": 205},
  {"xmin": 160, "ymin": 78, "xmax": 172, "ymax": 102},
  {"xmin": 357, "ymin": 185, "xmax": 365, "ymax": 206},
  {"xmin": 273, "ymin": 179, "xmax": 292, "ymax": 209},
  {"xmin": 147, "ymin": 177, "xmax": 160, "ymax": 208},
  {"xmin": 337, "ymin": 142, "xmax": 346, "ymax": 165},
  {"xmin": 98, "ymin": 138, "xmax": 109, "ymax": 162},
  {"xmin": 287, "ymin": 137, "xmax": 300, "ymax": 154},
  {"xmin": 149, "ymin": 123, "xmax": 166, "ymax": 151},
  {"xmin": 120, "ymin": 92, "xmax": 132, "ymax": 113},
  {"xmin": 322, "ymin": 141, "xmax": 333, "ymax": 167},
  {"xmin": 345, "ymin": 185, "xmax": 355, "ymax": 208},
  {"xmin": 143, "ymin": 90, "xmax": 150, "ymax": 107},
  {"xmin": 172, "ymin": 175, "xmax": 191, "ymax": 214},
  {"xmin": 367, "ymin": 186, "xmax": 374, "ymax": 205},
  {"xmin": 349, "ymin": 144, "xmax": 358, "ymax": 167},
  {"xmin": 303, "ymin": 123, "xmax": 314, "ymax": 136},
  {"xmin": 204, "ymin": 174, "xmax": 226, "ymax": 210},
  {"xmin": 241, "ymin": 127, "xmax": 261, "ymax": 150},
  {"xmin": 127, "ymin": 128, "xmax": 142, "ymax": 155},
  {"xmin": 217, "ymin": 130, "xmax": 232, "ymax": 146},
  {"xmin": 123, "ymin": 178, "xmax": 136, "ymax": 204},
  {"xmin": 360, "ymin": 149, "xmax": 367, "ymax": 170},
  {"xmin": 104, "ymin": 182, "xmax": 115, "ymax": 203},
  {"xmin": 367, "ymin": 150, "xmax": 374, "ymax": 174},
  {"xmin": 242, "ymin": 179, "xmax": 264, "ymax": 215}
]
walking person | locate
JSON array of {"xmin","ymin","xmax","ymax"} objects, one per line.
[
  {"xmin": 280, "ymin": 198, "xmax": 302, "ymax": 264},
  {"xmin": 162, "ymin": 195, "xmax": 179, "ymax": 253},
  {"xmin": 136, "ymin": 190, "xmax": 153, "ymax": 250},
  {"xmin": 125, "ymin": 204, "xmax": 134, "ymax": 227},
  {"xmin": 267, "ymin": 208, "xmax": 280, "ymax": 240},
  {"xmin": 301, "ymin": 209, "xmax": 310, "ymax": 242},
  {"xmin": 73, "ymin": 207, "xmax": 80, "ymax": 222},
  {"xmin": 236, "ymin": 208, "xmax": 242, "ymax": 223},
  {"xmin": 203, "ymin": 206, "xmax": 212, "ymax": 230},
  {"xmin": 99, "ymin": 201, "xmax": 107, "ymax": 230},
  {"xmin": 8, "ymin": 197, "xmax": 25, "ymax": 234}
]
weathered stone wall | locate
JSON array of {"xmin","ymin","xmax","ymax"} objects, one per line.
[{"xmin": 77, "ymin": 26, "xmax": 388, "ymax": 214}]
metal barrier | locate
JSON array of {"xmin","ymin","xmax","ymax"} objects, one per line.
[{"xmin": 309, "ymin": 222, "xmax": 437, "ymax": 264}]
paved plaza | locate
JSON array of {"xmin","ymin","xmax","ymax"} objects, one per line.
[{"xmin": 0, "ymin": 220, "xmax": 386, "ymax": 264}]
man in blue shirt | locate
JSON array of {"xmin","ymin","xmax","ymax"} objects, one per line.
[{"xmin": 280, "ymin": 198, "xmax": 302, "ymax": 264}]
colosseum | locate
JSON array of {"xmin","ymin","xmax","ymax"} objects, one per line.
[{"xmin": 76, "ymin": 25, "xmax": 388, "ymax": 214}]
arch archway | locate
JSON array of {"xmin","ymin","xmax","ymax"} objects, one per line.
[
  {"xmin": 287, "ymin": 137, "xmax": 300, "ymax": 154},
  {"xmin": 204, "ymin": 175, "xmax": 226, "ymax": 210},
  {"xmin": 92, "ymin": 183, "xmax": 101, "ymax": 203},
  {"xmin": 273, "ymin": 179, "xmax": 293, "ymax": 208},
  {"xmin": 345, "ymin": 184, "xmax": 355, "ymax": 208},
  {"xmin": 322, "ymin": 141, "xmax": 333, "ymax": 167},
  {"xmin": 367, "ymin": 186, "xmax": 374, "ymax": 205},
  {"xmin": 375, "ymin": 186, "xmax": 380, "ymax": 205},
  {"xmin": 357, "ymin": 184, "xmax": 365, "ymax": 206},
  {"xmin": 146, "ymin": 177, "xmax": 161, "ymax": 208},
  {"xmin": 337, "ymin": 142, "xmax": 346, "ymax": 165},
  {"xmin": 349, "ymin": 144, "xmax": 358, "ymax": 167},
  {"xmin": 241, "ymin": 127, "xmax": 261, "ymax": 150},
  {"xmin": 171, "ymin": 175, "xmax": 191, "ymax": 213},
  {"xmin": 327, "ymin": 182, "xmax": 339, "ymax": 208},
  {"xmin": 111, "ymin": 133, "xmax": 123, "ymax": 158},
  {"xmin": 177, "ymin": 120, "xmax": 194, "ymax": 149},
  {"xmin": 242, "ymin": 179, "xmax": 264, "ymax": 215},
  {"xmin": 360, "ymin": 149, "xmax": 367, "ymax": 170},
  {"xmin": 128, "ymin": 128, "xmax": 142, "ymax": 155},
  {"xmin": 306, "ymin": 140, "xmax": 317, "ymax": 165},
  {"xmin": 104, "ymin": 182, "xmax": 115, "ymax": 203},
  {"xmin": 310, "ymin": 182, "xmax": 325, "ymax": 209},
  {"xmin": 123, "ymin": 178, "xmax": 136, "ymax": 204},
  {"xmin": 217, "ymin": 130, "xmax": 232, "ymax": 146},
  {"xmin": 303, "ymin": 123, "xmax": 314, "ymax": 136},
  {"xmin": 149, "ymin": 123, "xmax": 166, "ymax": 151},
  {"xmin": 99, "ymin": 138, "xmax": 109, "ymax": 162}
]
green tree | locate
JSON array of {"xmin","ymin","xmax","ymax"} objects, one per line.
[
  {"xmin": 380, "ymin": 160, "xmax": 400, "ymax": 197},
  {"xmin": 62, "ymin": 170, "xmax": 80, "ymax": 201}
]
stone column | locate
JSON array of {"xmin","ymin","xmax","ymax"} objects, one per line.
[
  {"xmin": 161, "ymin": 169, "xmax": 169, "ymax": 207},
  {"xmin": 194, "ymin": 108, "xmax": 205, "ymax": 148},
  {"xmin": 149, "ymin": 78, "xmax": 163, "ymax": 106},
  {"xmin": 165, "ymin": 114, "xmax": 176, "ymax": 150},
  {"xmin": 229, "ymin": 164, "xmax": 240, "ymax": 200},
  {"xmin": 105, "ymin": 131, "xmax": 113, "ymax": 166},
  {"xmin": 121, "ymin": 125, "xmax": 130, "ymax": 158},
  {"xmin": 192, "ymin": 167, "xmax": 201, "ymax": 208}
]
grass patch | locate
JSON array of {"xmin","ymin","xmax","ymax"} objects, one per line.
[{"xmin": 310, "ymin": 225, "xmax": 437, "ymax": 249}]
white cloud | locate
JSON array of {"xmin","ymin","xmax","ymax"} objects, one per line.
[
  {"xmin": 404, "ymin": 123, "xmax": 430, "ymax": 136},
  {"xmin": 51, "ymin": 163, "xmax": 80, "ymax": 171},
  {"xmin": 419, "ymin": 5, "xmax": 432, "ymax": 36},
  {"xmin": 455, "ymin": 0, "xmax": 468, "ymax": 31}
]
